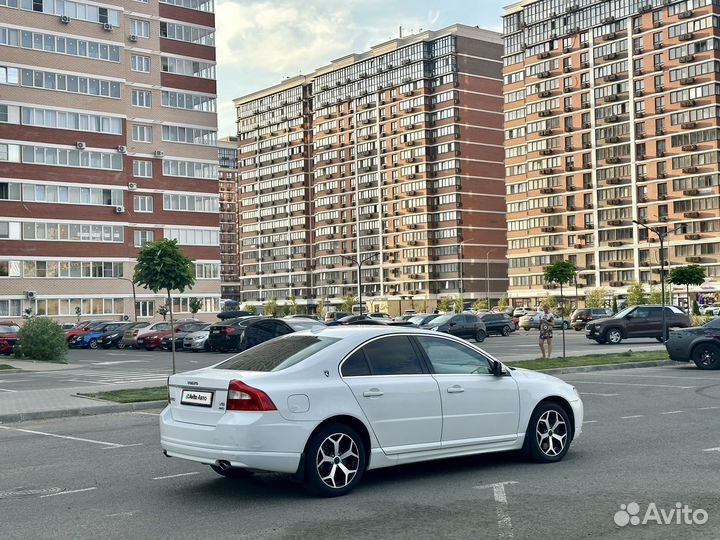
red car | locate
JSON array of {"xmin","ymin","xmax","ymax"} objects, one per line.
[
  {"xmin": 65, "ymin": 320, "xmax": 114, "ymax": 342},
  {"xmin": 139, "ymin": 322, "xmax": 201, "ymax": 351},
  {"xmin": 0, "ymin": 322, "xmax": 20, "ymax": 355}
]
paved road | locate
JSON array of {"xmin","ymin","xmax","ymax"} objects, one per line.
[
  {"xmin": 1, "ymin": 364, "xmax": 718, "ymax": 540},
  {"xmin": 0, "ymin": 332, "xmax": 667, "ymax": 393}
]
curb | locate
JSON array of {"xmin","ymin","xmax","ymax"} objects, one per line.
[
  {"xmin": 0, "ymin": 400, "xmax": 166, "ymax": 424},
  {"xmin": 537, "ymin": 359, "xmax": 673, "ymax": 375}
]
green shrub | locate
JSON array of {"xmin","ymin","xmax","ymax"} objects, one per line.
[{"xmin": 15, "ymin": 317, "xmax": 68, "ymax": 363}]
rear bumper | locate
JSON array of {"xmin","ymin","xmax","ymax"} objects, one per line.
[{"xmin": 159, "ymin": 406, "xmax": 309, "ymax": 474}]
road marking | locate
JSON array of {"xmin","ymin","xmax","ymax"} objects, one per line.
[
  {"xmin": 698, "ymin": 406, "xmax": 720, "ymax": 411},
  {"xmin": 0, "ymin": 425, "xmax": 124, "ymax": 448},
  {"xmin": 661, "ymin": 410, "xmax": 684, "ymax": 415},
  {"xmin": 584, "ymin": 420, "xmax": 599, "ymax": 423},
  {"xmin": 474, "ymin": 481, "xmax": 518, "ymax": 539},
  {"xmin": 40, "ymin": 487, "xmax": 97, "ymax": 498},
  {"xmin": 579, "ymin": 392, "xmax": 619, "ymax": 397},
  {"xmin": 106, "ymin": 512, "xmax": 135, "ymax": 517},
  {"xmin": 92, "ymin": 360, "xmax": 145, "ymax": 365},
  {"xmin": 0, "ymin": 388, "xmax": 18, "ymax": 393},
  {"xmin": 578, "ymin": 372, "xmax": 720, "ymax": 381},
  {"xmin": 620, "ymin": 415, "xmax": 645, "ymax": 419},
  {"xmin": 0, "ymin": 379, "xmax": 29, "ymax": 383},
  {"xmin": 152, "ymin": 472, "xmax": 200, "ymax": 481},
  {"xmin": 102, "ymin": 443, "xmax": 144, "ymax": 450},
  {"xmin": 563, "ymin": 380, "xmax": 696, "ymax": 389},
  {"xmin": 703, "ymin": 447, "xmax": 720, "ymax": 453}
]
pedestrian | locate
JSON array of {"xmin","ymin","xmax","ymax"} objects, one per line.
[{"xmin": 539, "ymin": 304, "xmax": 555, "ymax": 359}]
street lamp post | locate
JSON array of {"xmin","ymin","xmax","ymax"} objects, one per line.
[
  {"xmin": 117, "ymin": 277, "xmax": 138, "ymax": 322},
  {"xmin": 341, "ymin": 253, "xmax": 377, "ymax": 316}
]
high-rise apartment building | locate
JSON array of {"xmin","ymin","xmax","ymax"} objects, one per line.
[
  {"xmin": 231, "ymin": 24, "xmax": 507, "ymax": 314},
  {"xmin": 503, "ymin": 0, "xmax": 720, "ymax": 306},
  {"xmin": 0, "ymin": 0, "xmax": 220, "ymax": 322},
  {"xmin": 218, "ymin": 136, "xmax": 240, "ymax": 301}
]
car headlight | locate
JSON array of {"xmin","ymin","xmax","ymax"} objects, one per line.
[
  {"xmin": 107, "ymin": 333, "xmax": 118, "ymax": 339},
  {"xmin": 430, "ymin": 327, "xmax": 439, "ymax": 331}
]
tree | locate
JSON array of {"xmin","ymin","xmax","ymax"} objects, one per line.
[
  {"xmin": 437, "ymin": 296, "xmax": 453, "ymax": 312},
  {"xmin": 544, "ymin": 295, "xmax": 558, "ymax": 309},
  {"xmin": 134, "ymin": 238, "xmax": 196, "ymax": 374},
  {"xmin": 288, "ymin": 295, "xmax": 299, "ymax": 315},
  {"xmin": 585, "ymin": 287, "xmax": 608, "ymax": 308},
  {"xmin": 693, "ymin": 299, "xmax": 701, "ymax": 316},
  {"xmin": 473, "ymin": 298, "xmax": 489, "ymax": 311},
  {"xmin": 498, "ymin": 294, "xmax": 508, "ymax": 311},
  {"xmin": 341, "ymin": 294, "xmax": 355, "ymax": 313},
  {"xmin": 157, "ymin": 304, "xmax": 169, "ymax": 321},
  {"xmin": 668, "ymin": 265, "xmax": 706, "ymax": 312},
  {"xmin": 626, "ymin": 282, "xmax": 647, "ymax": 306},
  {"xmin": 265, "ymin": 297, "xmax": 280, "ymax": 317},
  {"xmin": 243, "ymin": 303, "xmax": 257, "ymax": 315},
  {"xmin": 648, "ymin": 285, "xmax": 671, "ymax": 304},
  {"xmin": 454, "ymin": 295, "xmax": 463, "ymax": 313},
  {"xmin": 316, "ymin": 297, "xmax": 327, "ymax": 318},
  {"xmin": 544, "ymin": 260, "xmax": 576, "ymax": 359},
  {"xmin": 14, "ymin": 317, "xmax": 67, "ymax": 363},
  {"xmin": 189, "ymin": 298, "xmax": 203, "ymax": 317}
]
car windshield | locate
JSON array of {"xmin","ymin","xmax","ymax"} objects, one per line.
[
  {"xmin": 407, "ymin": 315, "xmax": 426, "ymax": 325},
  {"xmin": 0, "ymin": 325, "xmax": 19, "ymax": 333},
  {"xmin": 614, "ymin": 306, "xmax": 635, "ymax": 318},
  {"xmin": 703, "ymin": 318, "xmax": 720, "ymax": 328},
  {"xmin": 214, "ymin": 335, "xmax": 340, "ymax": 372},
  {"xmin": 285, "ymin": 319, "xmax": 325, "ymax": 331},
  {"xmin": 426, "ymin": 315, "xmax": 453, "ymax": 326},
  {"xmin": 571, "ymin": 310, "xmax": 587, "ymax": 318}
]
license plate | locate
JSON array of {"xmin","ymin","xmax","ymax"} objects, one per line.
[
  {"xmin": 211, "ymin": 329, "xmax": 220, "ymax": 333},
  {"xmin": 181, "ymin": 389, "xmax": 213, "ymax": 407}
]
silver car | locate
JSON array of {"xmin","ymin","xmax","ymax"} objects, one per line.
[
  {"xmin": 518, "ymin": 312, "xmax": 570, "ymax": 331},
  {"xmin": 182, "ymin": 324, "xmax": 213, "ymax": 352}
]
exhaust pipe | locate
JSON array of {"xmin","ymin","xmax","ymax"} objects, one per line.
[{"xmin": 217, "ymin": 460, "xmax": 231, "ymax": 471}]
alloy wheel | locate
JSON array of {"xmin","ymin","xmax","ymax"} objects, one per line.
[
  {"xmin": 694, "ymin": 344, "xmax": 720, "ymax": 369},
  {"xmin": 535, "ymin": 410, "xmax": 568, "ymax": 457},
  {"xmin": 315, "ymin": 433, "xmax": 360, "ymax": 489},
  {"xmin": 607, "ymin": 329, "xmax": 622, "ymax": 344}
]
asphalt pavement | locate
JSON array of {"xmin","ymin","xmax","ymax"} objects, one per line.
[{"xmin": 1, "ymin": 364, "xmax": 718, "ymax": 540}]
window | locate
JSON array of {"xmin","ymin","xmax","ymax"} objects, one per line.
[
  {"xmin": 214, "ymin": 335, "xmax": 339, "ymax": 371},
  {"xmin": 416, "ymin": 335, "xmax": 492, "ymax": 375},
  {"xmin": 130, "ymin": 19, "xmax": 150, "ymax": 38},
  {"xmin": 341, "ymin": 349, "xmax": 371, "ymax": 376},
  {"xmin": 133, "ymin": 160, "xmax": 152, "ymax": 178},
  {"xmin": 132, "ymin": 89, "xmax": 152, "ymax": 108},
  {"xmin": 133, "ymin": 195, "xmax": 153, "ymax": 212},
  {"xmin": 137, "ymin": 300, "xmax": 155, "ymax": 317},
  {"xmin": 134, "ymin": 230, "xmax": 153, "ymax": 246},
  {"xmin": 361, "ymin": 336, "xmax": 424, "ymax": 375},
  {"xmin": 131, "ymin": 55, "xmax": 150, "ymax": 73},
  {"xmin": 132, "ymin": 124, "xmax": 152, "ymax": 142}
]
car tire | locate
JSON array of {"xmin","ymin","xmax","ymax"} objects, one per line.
[
  {"xmin": 475, "ymin": 330, "xmax": 487, "ymax": 343},
  {"xmin": 692, "ymin": 343, "xmax": 720, "ymax": 370},
  {"xmin": 524, "ymin": 401, "xmax": 572, "ymax": 463},
  {"xmin": 304, "ymin": 422, "xmax": 366, "ymax": 497},
  {"xmin": 88, "ymin": 338, "xmax": 98, "ymax": 350},
  {"xmin": 117, "ymin": 341, "xmax": 126, "ymax": 350},
  {"xmin": 501, "ymin": 325, "xmax": 511, "ymax": 337},
  {"xmin": 655, "ymin": 337, "xmax": 664, "ymax": 343},
  {"xmin": 561, "ymin": 321, "xmax": 570, "ymax": 330},
  {"xmin": 523, "ymin": 327, "xmax": 530, "ymax": 331},
  {"xmin": 604, "ymin": 328, "xmax": 623, "ymax": 345},
  {"xmin": 210, "ymin": 465, "xmax": 252, "ymax": 479}
]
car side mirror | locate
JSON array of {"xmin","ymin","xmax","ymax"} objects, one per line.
[
  {"xmin": 625, "ymin": 314, "xmax": 633, "ymax": 320},
  {"xmin": 449, "ymin": 322, "xmax": 456, "ymax": 326},
  {"xmin": 492, "ymin": 360, "xmax": 503, "ymax": 377}
]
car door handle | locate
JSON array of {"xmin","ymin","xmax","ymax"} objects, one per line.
[
  {"xmin": 363, "ymin": 389, "xmax": 383, "ymax": 398},
  {"xmin": 447, "ymin": 385, "xmax": 465, "ymax": 394}
]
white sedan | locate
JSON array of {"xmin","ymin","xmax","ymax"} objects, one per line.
[{"xmin": 160, "ymin": 327, "xmax": 583, "ymax": 496}]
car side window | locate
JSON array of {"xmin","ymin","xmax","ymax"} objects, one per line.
[
  {"xmin": 341, "ymin": 349, "xmax": 371, "ymax": 377},
  {"xmin": 416, "ymin": 336, "xmax": 493, "ymax": 375},
  {"xmin": 362, "ymin": 336, "xmax": 424, "ymax": 375},
  {"xmin": 245, "ymin": 321, "xmax": 274, "ymax": 347},
  {"xmin": 463, "ymin": 315, "xmax": 476, "ymax": 323},
  {"xmin": 647, "ymin": 307, "xmax": 663, "ymax": 318},
  {"xmin": 274, "ymin": 321, "xmax": 293, "ymax": 337},
  {"xmin": 633, "ymin": 307, "xmax": 649, "ymax": 318}
]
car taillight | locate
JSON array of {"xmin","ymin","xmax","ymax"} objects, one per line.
[
  {"xmin": 133, "ymin": 330, "xmax": 139, "ymax": 336},
  {"xmin": 224, "ymin": 327, "xmax": 236, "ymax": 334},
  {"xmin": 226, "ymin": 380, "xmax": 276, "ymax": 411}
]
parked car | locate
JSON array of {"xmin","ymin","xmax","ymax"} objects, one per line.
[
  {"xmin": 368, "ymin": 313, "xmax": 392, "ymax": 321},
  {"xmin": 518, "ymin": 312, "xmax": 570, "ymax": 331},
  {"xmin": 665, "ymin": 317, "xmax": 720, "ymax": 370},
  {"xmin": 69, "ymin": 321, "xmax": 125, "ymax": 349},
  {"xmin": 284, "ymin": 319, "xmax": 327, "ymax": 332},
  {"xmin": 570, "ymin": 308, "xmax": 615, "ymax": 331},
  {"xmin": 183, "ymin": 324, "xmax": 214, "ymax": 352},
  {"xmin": 161, "ymin": 326, "xmax": 583, "ymax": 496},
  {"xmin": 99, "ymin": 322, "xmax": 148, "ymax": 349},
  {"xmin": 141, "ymin": 322, "xmax": 203, "ymax": 351},
  {"xmin": 0, "ymin": 323, "xmax": 21, "ymax": 355},
  {"xmin": 65, "ymin": 320, "xmax": 114, "ymax": 343},
  {"xmin": 285, "ymin": 314, "xmax": 321, "ymax": 321},
  {"xmin": 585, "ymin": 305, "xmax": 691, "ymax": 344},
  {"xmin": 702, "ymin": 305, "xmax": 720, "ymax": 316},
  {"xmin": 217, "ymin": 310, "xmax": 253, "ymax": 321},
  {"xmin": 160, "ymin": 322, "xmax": 211, "ymax": 351},
  {"xmin": 480, "ymin": 313, "xmax": 516, "ymax": 336},
  {"xmin": 208, "ymin": 317, "xmax": 296, "ymax": 353},
  {"xmin": 61, "ymin": 323, "xmax": 78, "ymax": 331},
  {"xmin": 513, "ymin": 307, "xmax": 533, "ymax": 317},
  {"xmin": 406, "ymin": 313, "xmax": 441, "ymax": 327},
  {"xmin": 324, "ymin": 311, "xmax": 351, "ymax": 324},
  {"xmin": 420, "ymin": 313, "xmax": 487, "ymax": 342},
  {"xmin": 122, "ymin": 321, "xmax": 172, "ymax": 349}
]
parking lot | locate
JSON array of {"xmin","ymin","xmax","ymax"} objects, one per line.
[{"xmin": 1, "ymin": 364, "xmax": 718, "ymax": 540}]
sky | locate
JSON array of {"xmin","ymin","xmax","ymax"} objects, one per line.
[{"xmin": 214, "ymin": 0, "xmax": 507, "ymax": 137}]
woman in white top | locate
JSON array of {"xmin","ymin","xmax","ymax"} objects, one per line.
[{"xmin": 538, "ymin": 304, "xmax": 555, "ymax": 359}]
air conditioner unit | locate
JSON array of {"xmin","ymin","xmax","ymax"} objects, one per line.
[
  {"xmin": 127, "ymin": 182, "xmax": 138, "ymax": 190},
  {"xmin": 115, "ymin": 205, "xmax": 125, "ymax": 213},
  {"xmin": 129, "ymin": 34, "xmax": 138, "ymax": 42},
  {"xmin": 117, "ymin": 145, "xmax": 127, "ymax": 154},
  {"xmin": 60, "ymin": 15, "xmax": 70, "ymax": 23},
  {"xmin": 154, "ymin": 150, "xmax": 164, "ymax": 158},
  {"xmin": 102, "ymin": 22, "xmax": 113, "ymax": 31},
  {"xmin": 25, "ymin": 291, "xmax": 36, "ymax": 300},
  {"xmin": 76, "ymin": 141, "xmax": 86, "ymax": 150}
]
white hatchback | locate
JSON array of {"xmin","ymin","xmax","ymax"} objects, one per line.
[{"xmin": 160, "ymin": 327, "xmax": 583, "ymax": 496}]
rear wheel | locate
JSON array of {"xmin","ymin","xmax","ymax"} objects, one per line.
[
  {"xmin": 116, "ymin": 341, "xmax": 126, "ymax": 350},
  {"xmin": 561, "ymin": 321, "xmax": 570, "ymax": 330},
  {"xmin": 210, "ymin": 465, "xmax": 252, "ymax": 478},
  {"xmin": 656, "ymin": 337, "xmax": 664, "ymax": 343},
  {"xmin": 88, "ymin": 338, "xmax": 98, "ymax": 350},
  {"xmin": 692, "ymin": 343, "xmax": 720, "ymax": 370},
  {"xmin": 605, "ymin": 328, "xmax": 623, "ymax": 345},
  {"xmin": 501, "ymin": 325, "xmax": 511, "ymax": 337},
  {"xmin": 304, "ymin": 423, "xmax": 366, "ymax": 497},
  {"xmin": 475, "ymin": 330, "xmax": 487, "ymax": 343},
  {"xmin": 524, "ymin": 402, "xmax": 572, "ymax": 463}
]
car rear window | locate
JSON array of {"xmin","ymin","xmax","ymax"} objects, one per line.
[{"xmin": 214, "ymin": 335, "xmax": 339, "ymax": 372}]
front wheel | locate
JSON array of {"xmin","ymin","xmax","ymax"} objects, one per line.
[
  {"xmin": 501, "ymin": 325, "xmax": 511, "ymax": 337},
  {"xmin": 692, "ymin": 343, "xmax": 720, "ymax": 370},
  {"xmin": 116, "ymin": 341, "xmax": 126, "ymax": 350},
  {"xmin": 88, "ymin": 338, "xmax": 98, "ymax": 350},
  {"xmin": 605, "ymin": 328, "xmax": 623, "ymax": 345},
  {"xmin": 304, "ymin": 423, "xmax": 366, "ymax": 497},
  {"xmin": 524, "ymin": 402, "xmax": 572, "ymax": 463},
  {"xmin": 561, "ymin": 321, "xmax": 570, "ymax": 330},
  {"xmin": 475, "ymin": 330, "xmax": 487, "ymax": 343}
]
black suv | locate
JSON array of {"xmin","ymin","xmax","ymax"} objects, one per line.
[
  {"xmin": 208, "ymin": 317, "xmax": 295, "ymax": 352},
  {"xmin": 585, "ymin": 305, "xmax": 691, "ymax": 344},
  {"xmin": 480, "ymin": 313, "xmax": 516, "ymax": 336},
  {"xmin": 420, "ymin": 313, "xmax": 487, "ymax": 342},
  {"xmin": 571, "ymin": 308, "xmax": 614, "ymax": 331}
]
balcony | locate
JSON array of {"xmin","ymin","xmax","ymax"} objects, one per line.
[
  {"xmin": 684, "ymin": 211, "xmax": 700, "ymax": 218},
  {"xmin": 608, "ymin": 261, "xmax": 626, "ymax": 268},
  {"xmin": 685, "ymin": 233, "xmax": 701, "ymax": 240},
  {"xmin": 686, "ymin": 256, "xmax": 702, "ymax": 263},
  {"xmin": 681, "ymin": 122, "xmax": 697, "ymax": 129},
  {"xmin": 682, "ymin": 166, "xmax": 699, "ymax": 173},
  {"xmin": 610, "ymin": 281, "xmax": 625, "ymax": 287},
  {"xmin": 608, "ymin": 241, "xmax": 624, "ymax": 247},
  {"xmin": 541, "ymin": 207, "xmax": 556, "ymax": 213}
]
